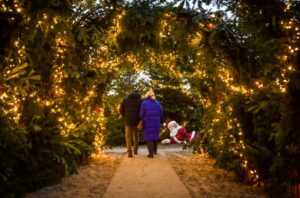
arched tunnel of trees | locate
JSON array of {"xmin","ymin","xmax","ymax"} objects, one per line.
[{"xmin": 0, "ymin": 0, "xmax": 299, "ymax": 197}]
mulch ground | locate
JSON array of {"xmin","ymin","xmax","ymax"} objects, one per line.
[{"xmin": 167, "ymin": 152, "xmax": 267, "ymax": 198}]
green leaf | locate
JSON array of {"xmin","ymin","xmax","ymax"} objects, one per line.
[
  {"xmin": 77, "ymin": 28, "xmax": 89, "ymax": 46},
  {"xmin": 10, "ymin": 63, "xmax": 28, "ymax": 75},
  {"xmin": 28, "ymin": 75, "xmax": 41, "ymax": 81},
  {"xmin": 179, "ymin": 0, "xmax": 185, "ymax": 8},
  {"xmin": 272, "ymin": 16, "xmax": 276, "ymax": 27},
  {"xmin": 62, "ymin": 142, "xmax": 82, "ymax": 155},
  {"xmin": 34, "ymin": 125, "xmax": 42, "ymax": 132},
  {"xmin": 5, "ymin": 71, "xmax": 27, "ymax": 81},
  {"xmin": 247, "ymin": 104, "xmax": 258, "ymax": 112},
  {"xmin": 1, "ymin": 174, "xmax": 7, "ymax": 182}
]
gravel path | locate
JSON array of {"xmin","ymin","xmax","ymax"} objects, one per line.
[{"xmin": 27, "ymin": 145, "xmax": 267, "ymax": 198}]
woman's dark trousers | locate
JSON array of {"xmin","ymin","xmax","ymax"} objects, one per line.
[{"xmin": 147, "ymin": 140, "xmax": 158, "ymax": 157}]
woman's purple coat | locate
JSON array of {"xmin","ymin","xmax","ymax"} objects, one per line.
[{"xmin": 139, "ymin": 97, "xmax": 163, "ymax": 141}]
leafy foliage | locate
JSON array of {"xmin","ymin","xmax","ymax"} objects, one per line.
[{"xmin": 1, "ymin": 0, "xmax": 299, "ymax": 197}]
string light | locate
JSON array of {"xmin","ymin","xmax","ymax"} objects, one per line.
[
  {"xmin": 108, "ymin": 10, "xmax": 126, "ymax": 45},
  {"xmin": 3, "ymin": 1, "xmax": 296, "ymax": 185},
  {"xmin": 278, "ymin": 16, "xmax": 299, "ymax": 94}
]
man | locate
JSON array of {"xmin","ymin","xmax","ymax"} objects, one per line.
[{"xmin": 120, "ymin": 90, "xmax": 142, "ymax": 157}]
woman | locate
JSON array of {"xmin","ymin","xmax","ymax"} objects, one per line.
[{"xmin": 139, "ymin": 89, "xmax": 163, "ymax": 158}]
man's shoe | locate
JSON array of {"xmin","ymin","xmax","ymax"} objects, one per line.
[
  {"xmin": 134, "ymin": 150, "xmax": 138, "ymax": 155},
  {"xmin": 147, "ymin": 154, "xmax": 154, "ymax": 158},
  {"xmin": 128, "ymin": 152, "xmax": 133, "ymax": 158}
]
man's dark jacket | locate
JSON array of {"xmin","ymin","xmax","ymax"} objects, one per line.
[{"xmin": 120, "ymin": 91, "xmax": 142, "ymax": 126}]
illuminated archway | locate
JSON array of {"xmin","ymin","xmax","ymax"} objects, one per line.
[
  {"xmin": 1, "ymin": 1, "xmax": 298, "ymax": 196},
  {"xmin": 74, "ymin": 5, "xmax": 263, "ymax": 182}
]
